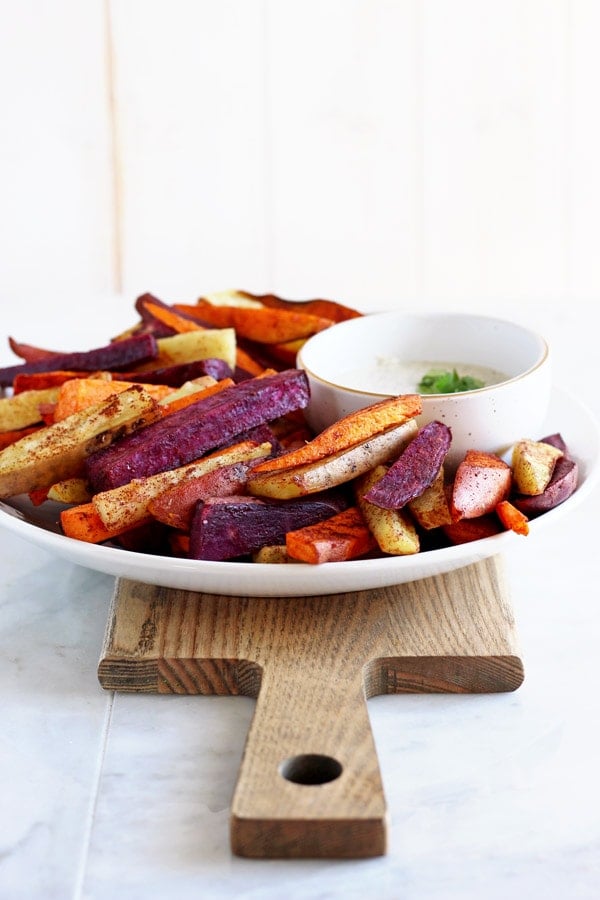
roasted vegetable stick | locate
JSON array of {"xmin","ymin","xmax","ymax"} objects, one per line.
[
  {"xmin": 148, "ymin": 456, "xmax": 267, "ymax": 530},
  {"xmin": 0, "ymin": 333, "xmax": 158, "ymax": 388},
  {"xmin": 0, "ymin": 385, "xmax": 160, "ymax": 498},
  {"xmin": 93, "ymin": 441, "xmax": 272, "ymax": 532},
  {"xmin": 152, "ymin": 330, "xmax": 236, "ymax": 370},
  {"xmin": 175, "ymin": 303, "xmax": 334, "ymax": 344},
  {"xmin": 237, "ymin": 290, "xmax": 363, "ymax": 323},
  {"xmin": 53, "ymin": 378, "xmax": 174, "ymax": 421},
  {"xmin": 496, "ymin": 500, "xmax": 529, "ymax": 535},
  {"xmin": 189, "ymin": 493, "xmax": 348, "ymax": 561},
  {"xmin": 286, "ymin": 506, "xmax": 376, "ymax": 564},
  {"xmin": 85, "ymin": 369, "xmax": 309, "ymax": 491},
  {"xmin": 248, "ymin": 419, "xmax": 418, "ymax": 499},
  {"xmin": 250, "ymin": 394, "xmax": 422, "ymax": 476},
  {"xmin": 355, "ymin": 466, "xmax": 420, "ymax": 555},
  {"xmin": 60, "ymin": 502, "xmax": 145, "ymax": 544},
  {"xmin": 362, "ymin": 420, "xmax": 451, "ymax": 509},
  {"xmin": 0, "ymin": 388, "xmax": 60, "ymax": 432}
]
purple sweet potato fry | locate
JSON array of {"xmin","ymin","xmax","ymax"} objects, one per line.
[
  {"xmin": 0, "ymin": 333, "xmax": 158, "ymax": 387},
  {"xmin": 85, "ymin": 368, "xmax": 310, "ymax": 491},
  {"xmin": 189, "ymin": 492, "xmax": 348, "ymax": 561},
  {"xmin": 119, "ymin": 357, "xmax": 233, "ymax": 386},
  {"xmin": 363, "ymin": 420, "xmax": 452, "ymax": 509},
  {"xmin": 513, "ymin": 456, "xmax": 578, "ymax": 515},
  {"xmin": 540, "ymin": 432, "xmax": 570, "ymax": 457}
]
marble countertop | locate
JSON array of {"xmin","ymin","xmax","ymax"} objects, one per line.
[{"xmin": 1, "ymin": 301, "xmax": 599, "ymax": 899}]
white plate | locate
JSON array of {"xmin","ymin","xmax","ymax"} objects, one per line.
[{"xmin": 0, "ymin": 385, "xmax": 598, "ymax": 597}]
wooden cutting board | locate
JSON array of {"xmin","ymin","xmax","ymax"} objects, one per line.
[{"xmin": 97, "ymin": 554, "xmax": 523, "ymax": 859}]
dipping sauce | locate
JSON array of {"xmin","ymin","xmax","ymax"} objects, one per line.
[{"xmin": 340, "ymin": 358, "xmax": 508, "ymax": 395}]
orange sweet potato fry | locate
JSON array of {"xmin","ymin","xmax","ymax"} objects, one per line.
[
  {"xmin": 12, "ymin": 370, "xmax": 101, "ymax": 394},
  {"xmin": 251, "ymin": 394, "xmax": 422, "ymax": 475},
  {"xmin": 139, "ymin": 297, "xmax": 206, "ymax": 334},
  {"xmin": 286, "ymin": 506, "xmax": 377, "ymax": 564},
  {"xmin": 442, "ymin": 515, "xmax": 503, "ymax": 545},
  {"xmin": 238, "ymin": 291, "xmax": 363, "ymax": 323},
  {"xmin": 60, "ymin": 502, "xmax": 146, "ymax": 543},
  {"xmin": 159, "ymin": 377, "xmax": 234, "ymax": 416},
  {"xmin": 496, "ymin": 500, "xmax": 529, "ymax": 535},
  {"xmin": 175, "ymin": 303, "xmax": 334, "ymax": 344},
  {"xmin": 54, "ymin": 378, "xmax": 174, "ymax": 421},
  {"xmin": 0, "ymin": 426, "xmax": 43, "ymax": 450}
]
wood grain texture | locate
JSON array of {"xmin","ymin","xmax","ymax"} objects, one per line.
[{"xmin": 98, "ymin": 555, "xmax": 522, "ymax": 858}]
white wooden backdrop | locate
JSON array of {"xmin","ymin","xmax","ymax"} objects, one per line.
[{"xmin": 1, "ymin": 1, "xmax": 599, "ymax": 362}]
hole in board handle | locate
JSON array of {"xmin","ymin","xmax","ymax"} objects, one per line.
[{"xmin": 279, "ymin": 754, "xmax": 343, "ymax": 785}]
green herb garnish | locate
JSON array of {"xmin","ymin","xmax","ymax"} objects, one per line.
[{"xmin": 418, "ymin": 368, "xmax": 485, "ymax": 394}]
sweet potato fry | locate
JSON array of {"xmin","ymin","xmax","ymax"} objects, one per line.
[
  {"xmin": 138, "ymin": 296, "xmax": 208, "ymax": 334},
  {"xmin": 248, "ymin": 419, "xmax": 418, "ymax": 499},
  {"xmin": 0, "ymin": 385, "xmax": 160, "ymax": 498},
  {"xmin": 158, "ymin": 377, "xmax": 234, "ymax": 415},
  {"xmin": 450, "ymin": 450, "xmax": 512, "ymax": 520},
  {"xmin": 408, "ymin": 468, "xmax": 452, "ymax": 529},
  {"xmin": 8, "ymin": 337, "xmax": 59, "ymax": 361},
  {"xmin": 189, "ymin": 493, "xmax": 348, "ymax": 561},
  {"xmin": 238, "ymin": 291, "xmax": 363, "ymax": 323},
  {"xmin": 85, "ymin": 369, "xmax": 309, "ymax": 491},
  {"xmin": 496, "ymin": 500, "xmax": 529, "ymax": 535},
  {"xmin": 250, "ymin": 394, "xmax": 422, "ymax": 476},
  {"xmin": 152, "ymin": 330, "xmax": 236, "ymax": 370},
  {"xmin": 355, "ymin": 466, "xmax": 420, "ymax": 555},
  {"xmin": 513, "ymin": 456, "xmax": 578, "ymax": 515},
  {"xmin": 175, "ymin": 303, "xmax": 334, "ymax": 344},
  {"xmin": 362, "ymin": 420, "xmax": 451, "ymax": 509},
  {"xmin": 0, "ymin": 334, "xmax": 158, "ymax": 388},
  {"xmin": 442, "ymin": 515, "xmax": 503, "ymax": 545},
  {"xmin": 53, "ymin": 378, "xmax": 174, "ymax": 422},
  {"xmin": 60, "ymin": 502, "xmax": 144, "ymax": 543},
  {"xmin": 148, "ymin": 454, "xmax": 268, "ymax": 530},
  {"xmin": 47, "ymin": 477, "xmax": 92, "ymax": 504},
  {"xmin": 12, "ymin": 370, "xmax": 105, "ymax": 393},
  {"xmin": 93, "ymin": 441, "xmax": 272, "ymax": 533},
  {"xmin": 0, "ymin": 426, "xmax": 42, "ymax": 450},
  {"xmin": 0, "ymin": 388, "xmax": 61, "ymax": 432},
  {"xmin": 285, "ymin": 506, "xmax": 376, "ymax": 564}
]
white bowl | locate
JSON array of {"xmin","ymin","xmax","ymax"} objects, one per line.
[{"xmin": 297, "ymin": 312, "xmax": 552, "ymax": 470}]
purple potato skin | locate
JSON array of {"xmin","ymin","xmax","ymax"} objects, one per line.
[
  {"xmin": 189, "ymin": 493, "xmax": 348, "ymax": 561},
  {"xmin": 0, "ymin": 334, "xmax": 158, "ymax": 387},
  {"xmin": 363, "ymin": 421, "xmax": 452, "ymax": 510},
  {"xmin": 513, "ymin": 456, "xmax": 578, "ymax": 515}
]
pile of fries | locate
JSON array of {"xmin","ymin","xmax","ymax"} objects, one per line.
[{"xmin": 0, "ymin": 290, "xmax": 579, "ymax": 564}]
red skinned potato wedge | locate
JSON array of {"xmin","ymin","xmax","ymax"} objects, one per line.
[
  {"xmin": 189, "ymin": 493, "xmax": 349, "ymax": 561},
  {"xmin": 450, "ymin": 450, "xmax": 512, "ymax": 520},
  {"xmin": 286, "ymin": 506, "xmax": 377, "ymax": 564},
  {"xmin": 362, "ymin": 420, "xmax": 451, "ymax": 509},
  {"xmin": 94, "ymin": 441, "xmax": 272, "ymax": 532},
  {"xmin": 248, "ymin": 419, "xmax": 419, "ymax": 499},
  {"xmin": 0, "ymin": 385, "xmax": 160, "ymax": 498}
]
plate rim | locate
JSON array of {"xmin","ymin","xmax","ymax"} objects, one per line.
[{"xmin": 0, "ymin": 383, "xmax": 598, "ymax": 597}]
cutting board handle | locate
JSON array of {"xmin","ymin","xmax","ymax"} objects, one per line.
[{"xmin": 230, "ymin": 662, "xmax": 387, "ymax": 858}]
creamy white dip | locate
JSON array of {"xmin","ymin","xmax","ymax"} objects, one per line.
[{"xmin": 341, "ymin": 358, "xmax": 508, "ymax": 394}]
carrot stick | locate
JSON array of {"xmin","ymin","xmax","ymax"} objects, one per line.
[{"xmin": 496, "ymin": 500, "xmax": 529, "ymax": 535}]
